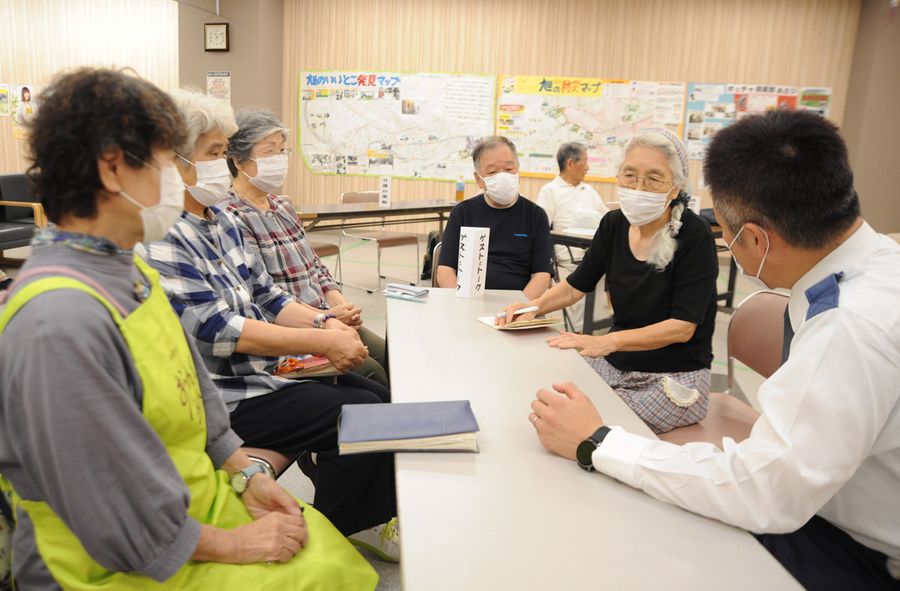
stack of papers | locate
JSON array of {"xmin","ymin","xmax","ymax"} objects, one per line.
[
  {"xmin": 477, "ymin": 315, "xmax": 563, "ymax": 330},
  {"xmin": 338, "ymin": 400, "xmax": 480, "ymax": 454},
  {"xmin": 383, "ymin": 283, "xmax": 428, "ymax": 302}
]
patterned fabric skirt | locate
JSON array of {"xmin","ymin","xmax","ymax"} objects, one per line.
[{"xmin": 588, "ymin": 357, "xmax": 710, "ymax": 434}]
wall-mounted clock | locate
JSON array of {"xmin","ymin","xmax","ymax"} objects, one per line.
[{"xmin": 204, "ymin": 23, "xmax": 229, "ymax": 52}]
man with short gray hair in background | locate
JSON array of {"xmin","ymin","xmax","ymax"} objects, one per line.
[
  {"xmin": 437, "ymin": 136, "xmax": 553, "ymax": 300},
  {"xmin": 537, "ymin": 142, "xmax": 609, "ymax": 329}
]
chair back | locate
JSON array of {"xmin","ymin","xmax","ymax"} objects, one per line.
[
  {"xmin": 340, "ymin": 191, "xmax": 379, "ymax": 204},
  {"xmin": 728, "ymin": 290, "xmax": 789, "ymax": 380},
  {"xmin": 0, "ymin": 174, "xmax": 36, "ymax": 223},
  {"xmin": 431, "ymin": 242, "xmax": 442, "ymax": 287}
]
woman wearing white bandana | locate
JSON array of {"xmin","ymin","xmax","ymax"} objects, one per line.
[{"xmin": 500, "ymin": 129, "xmax": 718, "ymax": 433}]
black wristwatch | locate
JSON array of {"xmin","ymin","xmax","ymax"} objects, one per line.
[{"xmin": 576, "ymin": 426, "xmax": 611, "ymax": 472}]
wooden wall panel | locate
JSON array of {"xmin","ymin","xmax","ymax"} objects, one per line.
[
  {"xmin": 0, "ymin": 0, "xmax": 179, "ymax": 176},
  {"xmin": 282, "ymin": 0, "xmax": 861, "ymax": 233}
]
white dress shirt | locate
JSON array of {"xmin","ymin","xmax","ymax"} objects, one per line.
[
  {"xmin": 536, "ymin": 176, "xmax": 608, "ymax": 263},
  {"xmin": 592, "ymin": 221, "xmax": 900, "ymax": 559}
]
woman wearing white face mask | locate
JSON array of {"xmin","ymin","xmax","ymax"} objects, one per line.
[
  {"xmin": 0, "ymin": 69, "xmax": 378, "ymax": 589},
  {"xmin": 139, "ymin": 91, "xmax": 400, "ymax": 561},
  {"xmin": 502, "ymin": 129, "xmax": 719, "ymax": 434},
  {"xmin": 222, "ymin": 108, "xmax": 390, "ymax": 388}
]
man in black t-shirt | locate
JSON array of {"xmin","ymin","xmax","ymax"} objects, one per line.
[{"xmin": 436, "ymin": 136, "xmax": 553, "ymax": 299}]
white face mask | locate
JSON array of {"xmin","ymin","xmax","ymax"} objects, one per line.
[
  {"xmin": 617, "ymin": 186, "xmax": 673, "ymax": 227},
  {"xmin": 727, "ymin": 224, "xmax": 771, "ymax": 290},
  {"xmin": 180, "ymin": 155, "xmax": 231, "ymax": 206},
  {"xmin": 243, "ymin": 153, "xmax": 289, "ymax": 194},
  {"xmin": 480, "ymin": 171, "xmax": 519, "ymax": 206},
  {"xmin": 120, "ymin": 162, "xmax": 185, "ymax": 243}
]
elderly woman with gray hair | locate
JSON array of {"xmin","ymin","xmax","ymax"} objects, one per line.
[
  {"xmin": 223, "ymin": 108, "xmax": 388, "ymax": 387},
  {"xmin": 500, "ymin": 129, "xmax": 718, "ymax": 433},
  {"xmin": 140, "ymin": 91, "xmax": 400, "ymax": 561}
]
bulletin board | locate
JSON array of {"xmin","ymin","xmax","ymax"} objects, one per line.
[
  {"xmin": 299, "ymin": 71, "xmax": 496, "ymax": 181},
  {"xmin": 684, "ymin": 83, "xmax": 832, "ymax": 160},
  {"xmin": 495, "ymin": 75, "xmax": 686, "ymax": 181}
]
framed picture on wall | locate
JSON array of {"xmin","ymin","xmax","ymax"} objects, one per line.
[{"xmin": 204, "ymin": 23, "xmax": 229, "ymax": 52}]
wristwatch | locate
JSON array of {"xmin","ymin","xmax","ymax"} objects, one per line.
[
  {"xmin": 231, "ymin": 462, "xmax": 268, "ymax": 495},
  {"xmin": 576, "ymin": 426, "xmax": 611, "ymax": 472},
  {"xmin": 312, "ymin": 312, "xmax": 337, "ymax": 328}
]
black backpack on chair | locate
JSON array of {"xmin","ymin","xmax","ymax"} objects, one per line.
[{"xmin": 420, "ymin": 230, "xmax": 440, "ymax": 281}]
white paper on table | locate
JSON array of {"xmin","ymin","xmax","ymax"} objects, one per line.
[
  {"xmin": 476, "ymin": 315, "xmax": 563, "ymax": 330},
  {"xmin": 456, "ymin": 226, "xmax": 489, "ymax": 299}
]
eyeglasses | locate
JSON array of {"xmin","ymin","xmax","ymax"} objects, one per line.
[
  {"xmin": 254, "ymin": 148, "xmax": 292, "ymax": 159},
  {"xmin": 617, "ymin": 172, "xmax": 671, "ymax": 192}
]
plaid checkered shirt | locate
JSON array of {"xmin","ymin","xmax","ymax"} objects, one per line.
[
  {"xmin": 223, "ymin": 192, "xmax": 339, "ymax": 309},
  {"xmin": 137, "ymin": 207, "xmax": 293, "ymax": 409}
]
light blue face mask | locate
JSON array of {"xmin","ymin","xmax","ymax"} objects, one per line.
[{"xmin": 727, "ymin": 224, "xmax": 771, "ymax": 290}]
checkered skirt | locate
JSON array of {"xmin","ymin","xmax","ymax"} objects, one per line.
[{"xmin": 588, "ymin": 357, "xmax": 710, "ymax": 434}]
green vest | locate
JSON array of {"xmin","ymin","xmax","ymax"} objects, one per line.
[{"xmin": 0, "ymin": 257, "xmax": 377, "ymax": 590}]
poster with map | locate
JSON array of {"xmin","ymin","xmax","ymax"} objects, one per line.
[
  {"xmin": 300, "ymin": 71, "xmax": 496, "ymax": 181},
  {"xmin": 684, "ymin": 83, "xmax": 832, "ymax": 160},
  {"xmin": 496, "ymin": 75, "xmax": 686, "ymax": 181}
]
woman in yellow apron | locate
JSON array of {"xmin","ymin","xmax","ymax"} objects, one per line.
[{"xmin": 0, "ymin": 68, "xmax": 376, "ymax": 590}]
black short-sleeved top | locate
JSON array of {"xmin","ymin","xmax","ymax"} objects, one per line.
[
  {"xmin": 438, "ymin": 194, "xmax": 554, "ymax": 291},
  {"xmin": 567, "ymin": 208, "xmax": 718, "ymax": 373}
]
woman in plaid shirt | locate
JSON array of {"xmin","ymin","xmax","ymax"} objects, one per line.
[{"xmin": 223, "ymin": 108, "xmax": 388, "ymax": 388}]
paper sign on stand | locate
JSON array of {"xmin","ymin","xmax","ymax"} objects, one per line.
[
  {"xmin": 379, "ymin": 176, "xmax": 392, "ymax": 208},
  {"xmin": 456, "ymin": 226, "xmax": 490, "ymax": 299}
]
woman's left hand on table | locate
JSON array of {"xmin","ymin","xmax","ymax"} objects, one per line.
[{"xmin": 547, "ymin": 332, "xmax": 616, "ymax": 358}]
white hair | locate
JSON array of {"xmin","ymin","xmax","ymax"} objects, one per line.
[
  {"xmin": 620, "ymin": 132, "xmax": 691, "ymax": 271},
  {"xmin": 168, "ymin": 88, "xmax": 238, "ymax": 159}
]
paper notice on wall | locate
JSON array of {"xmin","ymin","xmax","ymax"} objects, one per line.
[
  {"xmin": 0, "ymin": 84, "xmax": 9, "ymax": 116},
  {"xmin": 11, "ymin": 84, "xmax": 37, "ymax": 140},
  {"xmin": 206, "ymin": 71, "xmax": 231, "ymax": 102},
  {"xmin": 684, "ymin": 83, "xmax": 829, "ymax": 160},
  {"xmin": 378, "ymin": 176, "xmax": 392, "ymax": 208},
  {"xmin": 456, "ymin": 226, "xmax": 490, "ymax": 299}
]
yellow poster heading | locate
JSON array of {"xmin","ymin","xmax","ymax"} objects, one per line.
[{"xmin": 509, "ymin": 75, "xmax": 627, "ymax": 97}]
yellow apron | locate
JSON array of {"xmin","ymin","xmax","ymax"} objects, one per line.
[{"xmin": 0, "ymin": 257, "xmax": 377, "ymax": 590}]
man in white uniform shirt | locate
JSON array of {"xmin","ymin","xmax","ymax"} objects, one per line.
[
  {"xmin": 536, "ymin": 142, "xmax": 608, "ymax": 330},
  {"xmin": 529, "ymin": 110, "xmax": 900, "ymax": 590}
]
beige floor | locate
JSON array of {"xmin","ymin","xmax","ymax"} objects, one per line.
[{"xmin": 1, "ymin": 232, "xmax": 773, "ymax": 591}]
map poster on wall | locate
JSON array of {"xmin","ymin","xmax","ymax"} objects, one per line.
[
  {"xmin": 496, "ymin": 75, "xmax": 685, "ymax": 181},
  {"xmin": 299, "ymin": 71, "xmax": 496, "ymax": 181},
  {"xmin": 684, "ymin": 83, "xmax": 832, "ymax": 160}
]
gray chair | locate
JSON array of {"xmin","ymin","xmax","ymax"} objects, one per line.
[
  {"xmin": 431, "ymin": 242, "xmax": 442, "ymax": 287},
  {"xmin": 0, "ymin": 173, "xmax": 46, "ymax": 266},
  {"xmin": 659, "ymin": 290, "xmax": 789, "ymax": 448},
  {"xmin": 339, "ymin": 191, "xmax": 419, "ymax": 293}
]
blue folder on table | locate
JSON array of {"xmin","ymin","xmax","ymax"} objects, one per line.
[{"xmin": 338, "ymin": 400, "xmax": 479, "ymax": 454}]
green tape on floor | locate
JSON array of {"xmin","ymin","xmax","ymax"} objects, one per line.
[{"xmin": 712, "ymin": 358, "xmax": 755, "ymax": 373}]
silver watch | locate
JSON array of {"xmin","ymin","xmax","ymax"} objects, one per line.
[{"xmin": 230, "ymin": 462, "xmax": 267, "ymax": 495}]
